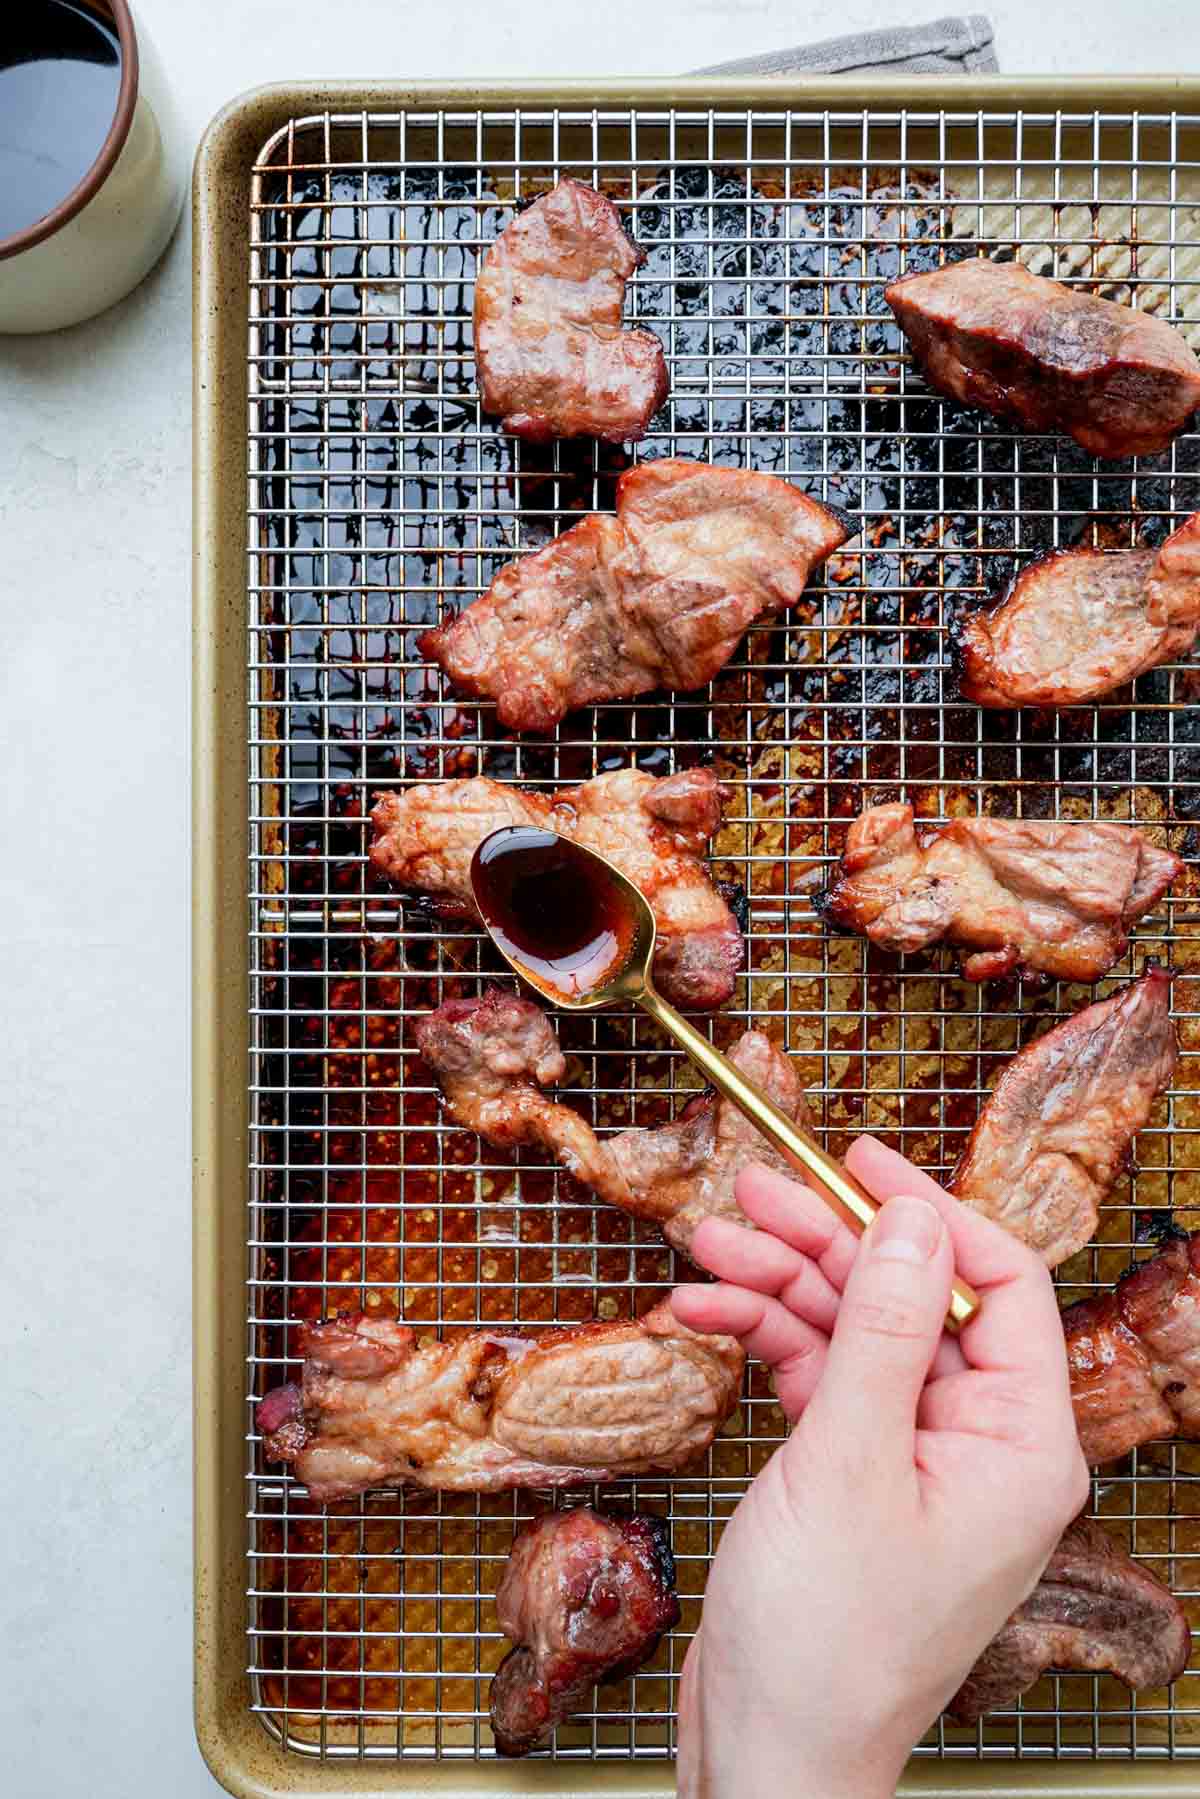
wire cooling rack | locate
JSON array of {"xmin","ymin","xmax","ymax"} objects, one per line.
[{"xmin": 244, "ymin": 105, "xmax": 1200, "ymax": 1764}]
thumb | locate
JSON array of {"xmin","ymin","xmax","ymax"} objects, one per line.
[{"xmin": 809, "ymin": 1193, "xmax": 952, "ymax": 1467}]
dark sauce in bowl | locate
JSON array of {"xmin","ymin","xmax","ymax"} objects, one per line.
[
  {"xmin": 0, "ymin": 1, "xmax": 122, "ymax": 243},
  {"xmin": 471, "ymin": 827, "xmax": 637, "ymax": 1000}
]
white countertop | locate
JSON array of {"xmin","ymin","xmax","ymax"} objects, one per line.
[{"xmin": 0, "ymin": 2, "xmax": 1187, "ymax": 1793}]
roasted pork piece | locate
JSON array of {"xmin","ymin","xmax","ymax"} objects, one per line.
[
  {"xmin": 956, "ymin": 513, "xmax": 1200, "ymax": 708},
  {"xmin": 418, "ymin": 459, "xmax": 850, "ymax": 732},
  {"xmin": 952, "ymin": 968, "xmax": 1177, "ymax": 1267},
  {"xmin": 474, "ymin": 178, "xmax": 668, "ymax": 443},
  {"xmin": 886, "ymin": 258, "xmax": 1200, "ymax": 458},
  {"xmin": 1065, "ymin": 1230, "xmax": 1200, "ymax": 1465},
  {"xmin": 369, "ymin": 767, "xmax": 742, "ymax": 1010},
  {"xmin": 947, "ymin": 1515, "xmax": 1190, "ymax": 1723},
  {"xmin": 416, "ymin": 988, "xmax": 813, "ymax": 1258},
  {"xmin": 257, "ymin": 1303, "xmax": 744, "ymax": 1503},
  {"xmin": 420, "ymin": 977, "xmax": 1176, "ymax": 1274},
  {"xmin": 817, "ymin": 803, "xmax": 1180, "ymax": 984},
  {"xmin": 490, "ymin": 1508, "xmax": 680, "ymax": 1755}
]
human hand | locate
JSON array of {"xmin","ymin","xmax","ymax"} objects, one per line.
[{"xmin": 670, "ymin": 1136, "xmax": 1089, "ymax": 1799}]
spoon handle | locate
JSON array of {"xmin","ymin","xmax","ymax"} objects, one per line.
[{"xmin": 636, "ymin": 984, "xmax": 980, "ymax": 1334}]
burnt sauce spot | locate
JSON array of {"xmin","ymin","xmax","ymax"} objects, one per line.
[
  {"xmin": 1134, "ymin": 1210, "xmax": 1188, "ymax": 1247},
  {"xmin": 716, "ymin": 879, "xmax": 751, "ymax": 935}
]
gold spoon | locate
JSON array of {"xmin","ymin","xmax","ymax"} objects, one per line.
[{"xmin": 470, "ymin": 824, "xmax": 979, "ymax": 1333}]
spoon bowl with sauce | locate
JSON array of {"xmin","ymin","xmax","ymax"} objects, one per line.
[{"xmin": 471, "ymin": 825, "xmax": 979, "ymax": 1333}]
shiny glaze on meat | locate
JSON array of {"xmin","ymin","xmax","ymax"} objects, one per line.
[
  {"xmin": 415, "ymin": 988, "xmax": 815, "ymax": 1259},
  {"xmin": 1065, "ymin": 1230, "xmax": 1200, "ymax": 1464},
  {"xmin": 886, "ymin": 258, "xmax": 1200, "ymax": 458},
  {"xmin": 952, "ymin": 968, "xmax": 1177, "ymax": 1266},
  {"xmin": 369, "ymin": 766, "xmax": 741, "ymax": 1010},
  {"xmin": 818, "ymin": 802, "xmax": 1180, "ymax": 984},
  {"xmin": 474, "ymin": 178, "xmax": 668, "ymax": 442},
  {"xmin": 947, "ymin": 1514, "xmax": 1190, "ymax": 1722},
  {"xmin": 418, "ymin": 459, "xmax": 850, "ymax": 733},
  {"xmin": 258, "ymin": 1303, "xmax": 744, "ymax": 1503},
  {"xmin": 490, "ymin": 1508, "xmax": 680, "ymax": 1755},
  {"xmin": 957, "ymin": 513, "xmax": 1200, "ymax": 708}
]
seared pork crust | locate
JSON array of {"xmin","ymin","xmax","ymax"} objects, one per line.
[
  {"xmin": 817, "ymin": 802, "xmax": 1180, "ymax": 984},
  {"xmin": 948, "ymin": 1515, "xmax": 1190, "ymax": 1722},
  {"xmin": 419, "ymin": 459, "xmax": 850, "ymax": 733},
  {"xmin": 369, "ymin": 766, "xmax": 742, "ymax": 1010},
  {"xmin": 956, "ymin": 513, "xmax": 1200, "ymax": 709},
  {"xmin": 258, "ymin": 1303, "xmax": 744, "ymax": 1503},
  {"xmin": 1065, "ymin": 1229, "xmax": 1200, "ymax": 1465},
  {"xmin": 415, "ymin": 988, "xmax": 815, "ymax": 1258},
  {"xmin": 490, "ymin": 1508, "xmax": 680, "ymax": 1755},
  {"xmin": 474, "ymin": 178, "xmax": 668, "ymax": 443},
  {"xmin": 886, "ymin": 258, "xmax": 1200, "ymax": 458},
  {"xmin": 952, "ymin": 968, "xmax": 1177, "ymax": 1266}
]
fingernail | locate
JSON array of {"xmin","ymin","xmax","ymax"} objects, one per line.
[{"xmin": 869, "ymin": 1195, "xmax": 942, "ymax": 1264}]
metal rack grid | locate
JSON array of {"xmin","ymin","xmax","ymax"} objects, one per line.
[{"xmin": 244, "ymin": 104, "xmax": 1200, "ymax": 1765}]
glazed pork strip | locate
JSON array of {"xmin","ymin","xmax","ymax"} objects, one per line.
[
  {"xmin": 947, "ymin": 1514, "xmax": 1191, "ymax": 1723},
  {"xmin": 418, "ymin": 459, "xmax": 850, "ymax": 733},
  {"xmin": 886, "ymin": 258, "xmax": 1200, "ymax": 459},
  {"xmin": 817, "ymin": 802, "xmax": 1180, "ymax": 984},
  {"xmin": 414, "ymin": 991, "xmax": 1196, "ymax": 1469},
  {"xmin": 490, "ymin": 1508, "xmax": 680, "ymax": 1756},
  {"xmin": 1065, "ymin": 1230, "xmax": 1200, "ymax": 1465},
  {"xmin": 257, "ymin": 1303, "xmax": 744, "ymax": 1504},
  {"xmin": 956, "ymin": 513, "xmax": 1200, "ymax": 709},
  {"xmin": 951, "ymin": 967, "xmax": 1178, "ymax": 1268},
  {"xmin": 422, "ymin": 979, "xmax": 1176, "ymax": 1274},
  {"xmin": 414, "ymin": 988, "xmax": 815, "ymax": 1259},
  {"xmin": 474, "ymin": 177, "xmax": 668, "ymax": 443},
  {"xmin": 369, "ymin": 766, "xmax": 743, "ymax": 1011}
]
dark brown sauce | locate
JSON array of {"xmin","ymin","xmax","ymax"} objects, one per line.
[
  {"xmin": 0, "ymin": 1, "xmax": 122, "ymax": 242},
  {"xmin": 470, "ymin": 827, "xmax": 635, "ymax": 999}
]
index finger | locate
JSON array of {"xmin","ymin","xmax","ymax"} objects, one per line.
[{"xmin": 846, "ymin": 1136, "xmax": 1067, "ymax": 1380}]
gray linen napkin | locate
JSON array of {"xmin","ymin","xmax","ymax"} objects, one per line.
[{"xmin": 692, "ymin": 13, "xmax": 997, "ymax": 77}]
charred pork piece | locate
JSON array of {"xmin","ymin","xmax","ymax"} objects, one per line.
[
  {"xmin": 1065, "ymin": 1229, "xmax": 1200, "ymax": 1465},
  {"xmin": 947, "ymin": 1514, "xmax": 1190, "ymax": 1723},
  {"xmin": 418, "ymin": 459, "xmax": 850, "ymax": 733},
  {"xmin": 474, "ymin": 178, "xmax": 668, "ymax": 443},
  {"xmin": 416, "ymin": 988, "xmax": 814, "ymax": 1259},
  {"xmin": 490, "ymin": 1508, "xmax": 680, "ymax": 1755},
  {"xmin": 817, "ymin": 802, "xmax": 1180, "ymax": 984},
  {"xmin": 886, "ymin": 258, "xmax": 1200, "ymax": 459},
  {"xmin": 952, "ymin": 968, "xmax": 1177, "ymax": 1267},
  {"xmin": 370, "ymin": 767, "xmax": 741, "ymax": 1011},
  {"xmin": 257, "ymin": 1303, "xmax": 744, "ymax": 1503},
  {"xmin": 957, "ymin": 513, "xmax": 1200, "ymax": 709}
]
